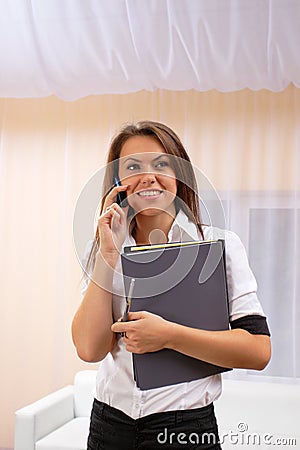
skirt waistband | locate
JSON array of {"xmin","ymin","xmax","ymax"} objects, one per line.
[{"xmin": 93, "ymin": 397, "xmax": 215, "ymax": 427}]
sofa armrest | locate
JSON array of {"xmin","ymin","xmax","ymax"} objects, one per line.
[
  {"xmin": 14, "ymin": 385, "xmax": 74, "ymax": 450},
  {"xmin": 74, "ymin": 370, "xmax": 97, "ymax": 417}
]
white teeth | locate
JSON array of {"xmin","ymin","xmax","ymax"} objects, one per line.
[{"xmin": 138, "ymin": 190, "xmax": 161, "ymax": 196}]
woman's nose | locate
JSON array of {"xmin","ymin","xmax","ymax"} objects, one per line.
[{"xmin": 140, "ymin": 171, "xmax": 156, "ymax": 184}]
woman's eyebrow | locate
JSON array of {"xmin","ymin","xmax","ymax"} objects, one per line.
[
  {"xmin": 122, "ymin": 154, "xmax": 168, "ymax": 164},
  {"xmin": 152, "ymin": 154, "xmax": 168, "ymax": 161},
  {"xmin": 122, "ymin": 156, "xmax": 142, "ymax": 163}
]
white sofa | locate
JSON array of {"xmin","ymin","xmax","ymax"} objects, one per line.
[
  {"xmin": 15, "ymin": 370, "xmax": 300, "ymax": 450},
  {"xmin": 15, "ymin": 370, "xmax": 97, "ymax": 450}
]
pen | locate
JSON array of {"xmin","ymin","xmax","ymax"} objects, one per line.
[{"xmin": 121, "ymin": 277, "xmax": 135, "ymax": 336}]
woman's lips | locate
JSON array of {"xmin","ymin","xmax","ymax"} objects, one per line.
[{"xmin": 135, "ymin": 189, "xmax": 163, "ymax": 200}]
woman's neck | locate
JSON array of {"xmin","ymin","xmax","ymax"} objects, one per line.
[{"xmin": 133, "ymin": 208, "xmax": 176, "ymax": 245}]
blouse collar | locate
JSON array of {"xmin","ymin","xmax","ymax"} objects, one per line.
[{"xmin": 124, "ymin": 209, "xmax": 199, "ymax": 248}]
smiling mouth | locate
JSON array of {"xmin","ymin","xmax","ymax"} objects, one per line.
[{"xmin": 136, "ymin": 189, "xmax": 163, "ymax": 198}]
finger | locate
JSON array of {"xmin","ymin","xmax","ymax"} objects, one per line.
[
  {"xmin": 111, "ymin": 321, "xmax": 129, "ymax": 333},
  {"xmin": 105, "ymin": 185, "xmax": 129, "ymax": 207},
  {"xmin": 112, "ymin": 203, "xmax": 129, "ymax": 220},
  {"xmin": 103, "ymin": 202, "xmax": 118, "ymax": 214},
  {"xmin": 101, "ymin": 203, "xmax": 120, "ymax": 220},
  {"xmin": 127, "ymin": 311, "xmax": 147, "ymax": 321},
  {"xmin": 110, "ymin": 207, "xmax": 121, "ymax": 220},
  {"xmin": 110, "ymin": 210, "xmax": 123, "ymax": 229},
  {"xmin": 111, "ymin": 205, "xmax": 130, "ymax": 229},
  {"xmin": 102, "ymin": 203, "xmax": 128, "ymax": 220},
  {"xmin": 97, "ymin": 207, "xmax": 116, "ymax": 226}
]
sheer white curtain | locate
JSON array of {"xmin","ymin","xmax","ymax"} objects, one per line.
[
  {"xmin": 0, "ymin": 88, "xmax": 299, "ymax": 447},
  {"xmin": 1, "ymin": 0, "xmax": 300, "ymax": 99}
]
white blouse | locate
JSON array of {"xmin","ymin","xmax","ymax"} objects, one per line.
[{"xmin": 81, "ymin": 210, "xmax": 265, "ymax": 419}]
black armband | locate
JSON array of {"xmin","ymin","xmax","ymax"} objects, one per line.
[{"xmin": 230, "ymin": 315, "xmax": 271, "ymax": 336}]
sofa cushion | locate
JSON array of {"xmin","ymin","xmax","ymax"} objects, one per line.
[{"xmin": 36, "ymin": 417, "xmax": 90, "ymax": 450}]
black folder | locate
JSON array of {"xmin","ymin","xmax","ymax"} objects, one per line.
[{"xmin": 121, "ymin": 240, "xmax": 232, "ymax": 390}]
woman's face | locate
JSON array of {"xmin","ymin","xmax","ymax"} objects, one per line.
[{"xmin": 118, "ymin": 136, "xmax": 177, "ymax": 216}]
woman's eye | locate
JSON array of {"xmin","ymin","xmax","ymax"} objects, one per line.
[
  {"xmin": 155, "ymin": 160, "xmax": 169, "ymax": 169},
  {"xmin": 127, "ymin": 163, "xmax": 140, "ymax": 171}
]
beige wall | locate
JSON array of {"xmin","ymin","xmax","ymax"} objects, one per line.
[{"xmin": 0, "ymin": 86, "xmax": 299, "ymax": 448}]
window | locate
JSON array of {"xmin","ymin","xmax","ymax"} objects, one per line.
[{"xmin": 222, "ymin": 192, "xmax": 300, "ymax": 381}]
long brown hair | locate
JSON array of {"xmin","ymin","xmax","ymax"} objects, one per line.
[{"xmin": 85, "ymin": 121, "xmax": 204, "ymax": 275}]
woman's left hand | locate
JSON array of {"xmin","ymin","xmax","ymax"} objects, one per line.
[{"xmin": 111, "ymin": 311, "xmax": 172, "ymax": 354}]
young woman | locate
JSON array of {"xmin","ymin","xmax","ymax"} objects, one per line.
[{"xmin": 72, "ymin": 121, "xmax": 271, "ymax": 450}]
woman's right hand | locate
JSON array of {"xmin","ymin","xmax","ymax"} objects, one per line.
[{"xmin": 97, "ymin": 185, "xmax": 130, "ymax": 263}]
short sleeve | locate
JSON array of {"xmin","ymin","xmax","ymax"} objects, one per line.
[
  {"xmin": 230, "ymin": 314, "xmax": 270, "ymax": 336},
  {"xmin": 224, "ymin": 230, "xmax": 266, "ymax": 322}
]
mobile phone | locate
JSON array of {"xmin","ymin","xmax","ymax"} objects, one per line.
[{"xmin": 114, "ymin": 176, "xmax": 128, "ymax": 207}]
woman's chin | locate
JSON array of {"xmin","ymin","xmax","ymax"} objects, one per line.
[
  {"xmin": 134, "ymin": 206, "xmax": 166, "ymax": 216},
  {"xmin": 130, "ymin": 203, "xmax": 177, "ymax": 218},
  {"xmin": 129, "ymin": 196, "xmax": 176, "ymax": 217}
]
